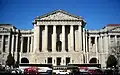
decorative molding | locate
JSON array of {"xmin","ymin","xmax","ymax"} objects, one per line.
[
  {"xmin": 40, "ymin": 12, "xmax": 82, "ymax": 20},
  {"xmin": 37, "ymin": 21, "xmax": 82, "ymax": 25},
  {"xmin": 108, "ymin": 27, "xmax": 120, "ymax": 33}
]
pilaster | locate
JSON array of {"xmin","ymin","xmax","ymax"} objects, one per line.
[
  {"xmin": 27, "ymin": 37, "xmax": 30, "ymax": 53},
  {"xmin": 30, "ymin": 36, "xmax": 33, "ymax": 53},
  {"xmin": 20, "ymin": 37, "xmax": 23, "ymax": 53}
]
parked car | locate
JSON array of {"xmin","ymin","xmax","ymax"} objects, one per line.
[{"xmin": 24, "ymin": 67, "xmax": 39, "ymax": 74}]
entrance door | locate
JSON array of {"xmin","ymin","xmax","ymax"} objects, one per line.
[
  {"xmin": 57, "ymin": 57, "xmax": 61, "ymax": 65},
  {"xmin": 66, "ymin": 57, "xmax": 70, "ymax": 65}
]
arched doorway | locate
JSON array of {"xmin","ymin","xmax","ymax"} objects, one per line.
[
  {"xmin": 89, "ymin": 58, "xmax": 97, "ymax": 63},
  {"xmin": 21, "ymin": 57, "xmax": 29, "ymax": 63},
  {"xmin": 56, "ymin": 41, "xmax": 62, "ymax": 52}
]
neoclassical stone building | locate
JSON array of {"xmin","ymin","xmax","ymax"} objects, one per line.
[{"xmin": 0, "ymin": 10, "xmax": 120, "ymax": 68}]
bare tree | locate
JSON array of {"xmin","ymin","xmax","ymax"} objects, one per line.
[{"xmin": 110, "ymin": 45, "xmax": 120, "ymax": 58}]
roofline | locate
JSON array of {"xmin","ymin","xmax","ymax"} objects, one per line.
[{"xmin": 34, "ymin": 9, "xmax": 84, "ymax": 20}]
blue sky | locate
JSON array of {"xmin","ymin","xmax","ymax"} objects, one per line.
[{"xmin": 0, "ymin": 0, "xmax": 120, "ymax": 30}]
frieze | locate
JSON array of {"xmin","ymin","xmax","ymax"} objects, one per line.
[
  {"xmin": 37, "ymin": 21, "xmax": 82, "ymax": 25},
  {"xmin": 108, "ymin": 27, "xmax": 120, "ymax": 33},
  {"xmin": 111, "ymin": 27, "xmax": 120, "ymax": 31}
]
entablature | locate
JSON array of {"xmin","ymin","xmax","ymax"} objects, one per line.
[{"xmin": 36, "ymin": 20, "xmax": 82, "ymax": 26}]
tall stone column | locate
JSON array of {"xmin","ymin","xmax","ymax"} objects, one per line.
[
  {"xmin": 100, "ymin": 35, "xmax": 103, "ymax": 52},
  {"xmin": 27, "ymin": 37, "xmax": 30, "ymax": 53},
  {"xmin": 33, "ymin": 25, "xmax": 40, "ymax": 53},
  {"xmin": 30, "ymin": 36, "xmax": 33, "ymax": 53},
  {"xmin": 11, "ymin": 35, "xmax": 15, "ymax": 54},
  {"xmin": 1, "ymin": 35, "xmax": 4, "ymax": 53},
  {"xmin": 78, "ymin": 25, "xmax": 82, "ymax": 51},
  {"xmin": 85, "ymin": 29, "xmax": 88, "ymax": 63},
  {"xmin": 95, "ymin": 36, "xmax": 98, "ymax": 52},
  {"xmin": 85, "ymin": 30, "xmax": 88, "ymax": 52},
  {"xmin": 104, "ymin": 33, "xmax": 108, "ymax": 52},
  {"xmin": 52, "ymin": 25, "xmax": 56, "ymax": 52},
  {"xmin": 88, "ymin": 36, "xmax": 91, "ymax": 52},
  {"xmin": 108, "ymin": 35, "xmax": 111, "ymax": 49},
  {"xmin": 83, "ymin": 28, "xmax": 85, "ymax": 53},
  {"xmin": 15, "ymin": 35, "xmax": 18, "ymax": 53},
  {"xmin": 95, "ymin": 36, "xmax": 98, "ymax": 63},
  {"xmin": 44, "ymin": 25, "xmax": 48, "ymax": 52},
  {"xmin": 8, "ymin": 35, "xmax": 11, "ymax": 53},
  {"xmin": 20, "ymin": 37, "xmax": 23, "ymax": 53},
  {"xmin": 85, "ymin": 30, "xmax": 88, "ymax": 63},
  {"xmin": 1, "ymin": 35, "xmax": 5, "ymax": 52},
  {"xmin": 115, "ymin": 35, "xmax": 117, "ymax": 46},
  {"xmin": 70, "ymin": 25, "xmax": 74, "ymax": 52},
  {"xmin": 62, "ymin": 25, "xmax": 65, "ymax": 52}
]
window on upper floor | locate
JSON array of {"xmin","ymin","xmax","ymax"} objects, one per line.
[
  {"xmin": 47, "ymin": 57, "xmax": 52, "ymax": 64},
  {"xmin": 111, "ymin": 40, "xmax": 114, "ymax": 46},
  {"xmin": 23, "ymin": 37, "xmax": 28, "ymax": 53},
  {"xmin": 91, "ymin": 37, "xmax": 95, "ymax": 46},
  {"xmin": 110, "ymin": 35, "xmax": 115, "ymax": 41},
  {"xmin": 117, "ymin": 36, "xmax": 120, "ymax": 41}
]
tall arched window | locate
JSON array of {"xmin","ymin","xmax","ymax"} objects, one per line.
[
  {"xmin": 89, "ymin": 58, "xmax": 97, "ymax": 63},
  {"xmin": 21, "ymin": 57, "xmax": 29, "ymax": 63}
]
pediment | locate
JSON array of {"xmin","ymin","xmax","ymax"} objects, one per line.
[
  {"xmin": 35, "ymin": 10, "xmax": 83, "ymax": 20},
  {"xmin": 109, "ymin": 27, "xmax": 120, "ymax": 32},
  {"xmin": 0, "ymin": 27, "xmax": 9, "ymax": 32}
]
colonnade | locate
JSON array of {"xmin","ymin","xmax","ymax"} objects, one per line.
[{"xmin": 34, "ymin": 25, "xmax": 83, "ymax": 52}]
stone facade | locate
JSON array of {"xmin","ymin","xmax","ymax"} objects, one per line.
[{"xmin": 0, "ymin": 10, "xmax": 120, "ymax": 68}]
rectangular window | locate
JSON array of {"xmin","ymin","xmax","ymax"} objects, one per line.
[
  {"xmin": 48, "ymin": 57, "xmax": 52, "ymax": 64},
  {"xmin": 23, "ymin": 37, "xmax": 28, "ymax": 53},
  {"xmin": 91, "ymin": 37, "xmax": 95, "ymax": 46},
  {"xmin": 57, "ymin": 57, "xmax": 61, "ymax": 65},
  {"xmin": 117, "ymin": 41, "xmax": 120, "ymax": 46},
  {"xmin": 111, "ymin": 41, "xmax": 114, "ymax": 46}
]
